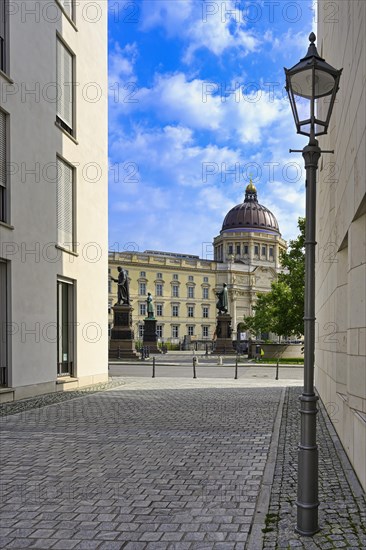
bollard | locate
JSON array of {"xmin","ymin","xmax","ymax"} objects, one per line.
[
  {"xmin": 193, "ymin": 356, "xmax": 197, "ymax": 379},
  {"xmin": 235, "ymin": 356, "xmax": 238, "ymax": 380},
  {"xmin": 118, "ymin": 347, "xmax": 121, "ymax": 360},
  {"xmin": 275, "ymin": 359, "xmax": 279, "ymax": 380},
  {"xmin": 217, "ymin": 355, "xmax": 222, "ymax": 366},
  {"xmin": 152, "ymin": 356, "xmax": 156, "ymax": 378},
  {"xmin": 205, "ymin": 343, "xmax": 208, "ymax": 356}
]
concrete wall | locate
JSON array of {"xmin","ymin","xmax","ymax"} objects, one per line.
[
  {"xmin": 0, "ymin": 1, "xmax": 108, "ymax": 399},
  {"xmin": 316, "ymin": 0, "xmax": 366, "ymax": 490}
]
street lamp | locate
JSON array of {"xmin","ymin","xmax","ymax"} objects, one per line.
[{"xmin": 284, "ymin": 33, "xmax": 342, "ymax": 536}]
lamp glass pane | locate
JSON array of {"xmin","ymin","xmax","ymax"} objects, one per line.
[{"xmin": 290, "ymin": 69, "xmax": 335, "ymax": 99}]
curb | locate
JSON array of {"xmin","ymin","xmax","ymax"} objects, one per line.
[{"xmin": 246, "ymin": 386, "xmax": 287, "ymax": 549}]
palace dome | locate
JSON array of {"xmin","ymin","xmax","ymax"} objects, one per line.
[{"xmin": 221, "ymin": 181, "xmax": 280, "ymax": 234}]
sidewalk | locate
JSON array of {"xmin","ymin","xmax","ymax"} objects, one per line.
[{"xmin": 0, "ymin": 376, "xmax": 365, "ymax": 549}]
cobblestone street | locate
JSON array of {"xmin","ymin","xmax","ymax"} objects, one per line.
[{"xmin": 0, "ymin": 376, "xmax": 365, "ymax": 549}]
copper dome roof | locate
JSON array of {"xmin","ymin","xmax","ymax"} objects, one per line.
[{"xmin": 222, "ymin": 182, "xmax": 280, "ymax": 234}]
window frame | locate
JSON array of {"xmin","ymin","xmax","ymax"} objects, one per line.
[
  {"xmin": 0, "ymin": 108, "xmax": 9, "ymax": 224},
  {"xmin": 56, "ymin": 156, "xmax": 76, "ymax": 253},
  {"xmin": 56, "ymin": 35, "xmax": 76, "ymax": 137}
]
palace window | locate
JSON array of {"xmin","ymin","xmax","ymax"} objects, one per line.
[{"xmin": 188, "ymin": 306, "xmax": 194, "ymax": 318}]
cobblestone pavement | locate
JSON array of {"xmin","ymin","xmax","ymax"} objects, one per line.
[
  {"xmin": 262, "ymin": 387, "xmax": 366, "ymax": 549},
  {"xmin": 0, "ymin": 378, "xmax": 365, "ymax": 549},
  {"xmin": 1, "ymin": 378, "xmax": 283, "ymax": 549}
]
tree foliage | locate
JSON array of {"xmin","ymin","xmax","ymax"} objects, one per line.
[{"xmin": 243, "ymin": 218, "xmax": 305, "ymax": 338}]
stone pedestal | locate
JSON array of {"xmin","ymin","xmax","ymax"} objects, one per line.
[
  {"xmin": 109, "ymin": 304, "xmax": 139, "ymax": 360},
  {"xmin": 143, "ymin": 318, "xmax": 161, "ymax": 354},
  {"xmin": 214, "ymin": 313, "xmax": 235, "ymax": 354}
]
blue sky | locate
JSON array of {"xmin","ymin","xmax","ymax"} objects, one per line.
[{"xmin": 108, "ymin": 0, "xmax": 315, "ymax": 258}]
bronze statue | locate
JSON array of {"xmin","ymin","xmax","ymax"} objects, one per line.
[
  {"xmin": 146, "ymin": 292, "xmax": 154, "ymax": 318},
  {"xmin": 111, "ymin": 266, "xmax": 130, "ymax": 305},
  {"xmin": 216, "ymin": 283, "xmax": 228, "ymax": 314}
]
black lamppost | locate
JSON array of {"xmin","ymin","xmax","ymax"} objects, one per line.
[{"xmin": 284, "ymin": 33, "xmax": 342, "ymax": 536}]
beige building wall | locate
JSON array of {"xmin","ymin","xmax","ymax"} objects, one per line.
[
  {"xmin": 0, "ymin": 1, "xmax": 108, "ymax": 401},
  {"xmin": 109, "ymin": 251, "xmax": 217, "ymax": 345},
  {"xmin": 316, "ymin": 0, "xmax": 366, "ymax": 489},
  {"xmin": 213, "ymin": 230, "xmax": 286, "ymax": 331}
]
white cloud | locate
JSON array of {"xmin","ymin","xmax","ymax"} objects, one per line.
[
  {"xmin": 111, "ymin": 70, "xmax": 289, "ymax": 145},
  {"xmin": 109, "ymin": 42, "xmax": 138, "ymax": 82},
  {"xmin": 139, "ymin": 0, "xmax": 261, "ymax": 63}
]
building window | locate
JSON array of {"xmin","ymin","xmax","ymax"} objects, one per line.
[
  {"xmin": 139, "ymin": 282, "xmax": 146, "ymax": 295},
  {"xmin": 269, "ymin": 247, "xmax": 274, "ymax": 257},
  {"xmin": 56, "ymin": 38, "xmax": 74, "ymax": 135},
  {"xmin": 203, "ymin": 287, "xmax": 209, "ymax": 300},
  {"xmin": 108, "ymin": 299, "xmax": 112, "ymax": 313},
  {"xmin": 139, "ymin": 303, "xmax": 146, "ymax": 316},
  {"xmin": 172, "ymin": 285, "xmax": 179, "ymax": 298},
  {"xmin": 188, "ymin": 306, "xmax": 194, "ymax": 318},
  {"xmin": 156, "ymin": 304, "xmax": 163, "ymax": 316},
  {"xmin": 188, "ymin": 325, "xmax": 195, "ymax": 336},
  {"xmin": 140, "ymin": 271, "xmax": 146, "ymax": 277},
  {"xmin": 188, "ymin": 286, "xmax": 194, "ymax": 299},
  {"xmin": 261, "ymin": 246, "xmax": 266, "ymax": 256},
  {"xmin": 157, "ymin": 325, "xmax": 163, "ymax": 338},
  {"xmin": 203, "ymin": 276, "xmax": 208, "ymax": 283},
  {"xmin": 108, "ymin": 278, "xmax": 112, "ymax": 294},
  {"xmin": 244, "ymin": 245, "xmax": 249, "ymax": 254},
  {"xmin": 172, "ymin": 305, "xmax": 179, "ymax": 317},
  {"xmin": 108, "ymin": 324, "xmax": 112, "ymax": 338},
  {"xmin": 157, "ymin": 272, "xmax": 162, "ymax": 279},
  {"xmin": 172, "ymin": 325, "xmax": 179, "ymax": 338},
  {"xmin": 0, "ymin": 109, "xmax": 7, "ymax": 223},
  {"xmin": 228, "ymin": 244, "xmax": 233, "ymax": 255},
  {"xmin": 188, "ymin": 275, "xmax": 194, "ymax": 281},
  {"xmin": 203, "ymin": 306, "xmax": 209, "ymax": 318},
  {"xmin": 254, "ymin": 245, "xmax": 259, "ymax": 255},
  {"xmin": 156, "ymin": 283, "xmax": 163, "ymax": 296},
  {"xmin": 57, "ymin": 280, "xmax": 74, "ymax": 377},
  {"xmin": 57, "ymin": 158, "xmax": 75, "ymax": 251},
  {"xmin": 173, "ymin": 274, "xmax": 178, "ymax": 280},
  {"xmin": 0, "ymin": 260, "xmax": 8, "ymax": 386},
  {"xmin": 138, "ymin": 325, "xmax": 144, "ymax": 338},
  {"xmin": 236, "ymin": 244, "xmax": 241, "ymax": 255},
  {"xmin": 0, "ymin": 1, "xmax": 8, "ymax": 73},
  {"xmin": 203, "ymin": 326, "xmax": 209, "ymax": 338},
  {"xmin": 58, "ymin": 0, "xmax": 75, "ymax": 21}
]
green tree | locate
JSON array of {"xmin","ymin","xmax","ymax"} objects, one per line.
[{"xmin": 243, "ymin": 218, "xmax": 305, "ymax": 339}]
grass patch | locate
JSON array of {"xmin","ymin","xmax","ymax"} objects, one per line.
[{"xmin": 255, "ymin": 358, "xmax": 304, "ymax": 364}]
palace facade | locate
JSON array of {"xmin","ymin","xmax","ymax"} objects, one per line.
[{"xmin": 109, "ymin": 182, "xmax": 287, "ymax": 346}]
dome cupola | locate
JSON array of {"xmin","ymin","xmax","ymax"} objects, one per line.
[{"xmin": 221, "ymin": 180, "xmax": 280, "ymax": 234}]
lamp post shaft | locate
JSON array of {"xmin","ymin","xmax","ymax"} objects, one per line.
[{"xmin": 296, "ymin": 140, "xmax": 321, "ymax": 536}]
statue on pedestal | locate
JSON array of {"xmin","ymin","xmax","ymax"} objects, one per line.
[
  {"xmin": 216, "ymin": 283, "xmax": 228, "ymax": 314},
  {"xmin": 146, "ymin": 292, "xmax": 155, "ymax": 318},
  {"xmin": 111, "ymin": 266, "xmax": 130, "ymax": 305}
]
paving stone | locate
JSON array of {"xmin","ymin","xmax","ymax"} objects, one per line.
[{"xmin": 1, "ymin": 378, "xmax": 365, "ymax": 550}]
